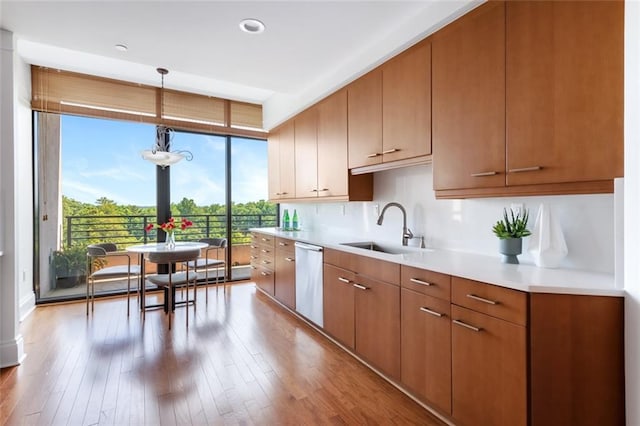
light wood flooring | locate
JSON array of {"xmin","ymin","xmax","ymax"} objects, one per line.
[{"xmin": 1, "ymin": 282, "xmax": 445, "ymax": 425}]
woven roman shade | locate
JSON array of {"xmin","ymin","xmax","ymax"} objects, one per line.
[{"xmin": 31, "ymin": 66, "xmax": 265, "ymax": 137}]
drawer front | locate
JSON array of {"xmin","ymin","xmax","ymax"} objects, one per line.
[
  {"xmin": 452, "ymin": 277, "xmax": 527, "ymax": 326},
  {"xmin": 255, "ymin": 265, "xmax": 275, "ymax": 296},
  {"xmin": 276, "ymin": 237, "xmax": 295, "ymax": 253},
  {"xmin": 401, "ymin": 265, "xmax": 451, "ymax": 301},
  {"xmin": 324, "ymin": 248, "xmax": 399, "ymax": 285}
]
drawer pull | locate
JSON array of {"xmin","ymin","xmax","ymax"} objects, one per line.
[
  {"xmin": 319, "ymin": 188, "xmax": 329, "ymax": 192},
  {"xmin": 410, "ymin": 278, "xmax": 432, "ymax": 286},
  {"xmin": 250, "ymin": 245, "xmax": 257, "ymax": 249},
  {"xmin": 420, "ymin": 307, "xmax": 444, "ymax": 317},
  {"xmin": 382, "ymin": 148, "xmax": 399, "ymax": 154},
  {"xmin": 353, "ymin": 283, "xmax": 369, "ymax": 291},
  {"xmin": 311, "ymin": 189, "xmax": 319, "ymax": 192},
  {"xmin": 338, "ymin": 277, "xmax": 351, "ymax": 284},
  {"xmin": 367, "ymin": 152, "xmax": 382, "ymax": 158},
  {"xmin": 261, "ymin": 249, "xmax": 270, "ymax": 253},
  {"xmin": 508, "ymin": 166, "xmax": 542, "ymax": 173},
  {"xmin": 280, "ymin": 192, "xmax": 288, "ymax": 195},
  {"xmin": 250, "ymin": 255, "xmax": 257, "ymax": 260},
  {"xmin": 284, "ymin": 257, "xmax": 294, "ymax": 262},
  {"xmin": 466, "ymin": 294, "xmax": 498, "ymax": 305},
  {"xmin": 453, "ymin": 319, "xmax": 482, "ymax": 332},
  {"xmin": 250, "ymin": 266, "xmax": 257, "ymax": 270},
  {"xmin": 262, "ymin": 260, "xmax": 271, "ymax": 264},
  {"xmin": 278, "ymin": 242, "xmax": 288, "ymax": 246},
  {"xmin": 260, "ymin": 271, "xmax": 271, "ymax": 276},
  {"xmin": 471, "ymin": 171, "xmax": 498, "ymax": 177}
]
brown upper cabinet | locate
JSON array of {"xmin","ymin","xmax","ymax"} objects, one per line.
[
  {"xmin": 432, "ymin": 1, "xmax": 506, "ymax": 192},
  {"xmin": 433, "ymin": 1, "xmax": 623, "ymax": 198},
  {"xmin": 348, "ymin": 41, "xmax": 432, "ymax": 170},
  {"xmin": 290, "ymin": 91, "xmax": 372, "ymax": 202},
  {"xmin": 505, "ymin": 0, "xmax": 623, "ymax": 186},
  {"xmin": 267, "ymin": 121, "xmax": 296, "ymax": 200}
]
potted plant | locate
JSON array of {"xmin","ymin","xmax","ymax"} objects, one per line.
[
  {"xmin": 492, "ymin": 208, "xmax": 531, "ymax": 264},
  {"xmin": 51, "ymin": 246, "xmax": 88, "ymax": 288}
]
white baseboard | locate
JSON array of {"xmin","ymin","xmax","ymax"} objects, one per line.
[
  {"xmin": 0, "ymin": 334, "xmax": 25, "ymax": 368},
  {"xmin": 19, "ymin": 291, "xmax": 35, "ymax": 321}
]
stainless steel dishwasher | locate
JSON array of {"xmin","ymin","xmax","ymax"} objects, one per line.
[{"xmin": 294, "ymin": 242, "xmax": 324, "ymax": 327}]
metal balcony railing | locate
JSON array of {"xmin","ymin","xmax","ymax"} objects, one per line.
[{"xmin": 64, "ymin": 213, "xmax": 277, "ymax": 248}]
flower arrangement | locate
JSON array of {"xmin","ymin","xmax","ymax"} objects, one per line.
[{"xmin": 145, "ymin": 217, "xmax": 193, "ymax": 235}]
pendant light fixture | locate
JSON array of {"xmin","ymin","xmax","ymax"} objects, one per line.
[{"xmin": 141, "ymin": 67, "xmax": 193, "ymax": 168}]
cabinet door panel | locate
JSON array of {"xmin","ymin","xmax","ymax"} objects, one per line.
[
  {"xmin": 383, "ymin": 41, "xmax": 431, "ymax": 161},
  {"xmin": 347, "ymin": 69, "xmax": 383, "ymax": 168},
  {"xmin": 401, "ymin": 289, "xmax": 451, "ymax": 413},
  {"xmin": 267, "ymin": 129, "xmax": 280, "ymax": 200},
  {"xmin": 274, "ymin": 238, "xmax": 296, "ymax": 309},
  {"xmin": 506, "ymin": 1, "xmax": 623, "ymax": 186},
  {"xmin": 432, "ymin": 2, "xmax": 505, "ymax": 191},
  {"xmin": 451, "ymin": 305, "xmax": 526, "ymax": 426},
  {"xmin": 294, "ymin": 108, "xmax": 318, "ymax": 198},
  {"xmin": 354, "ymin": 274, "xmax": 400, "ymax": 379},
  {"xmin": 278, "ymin": 121, "xmax": 296, "ymax": 198},
  {"xmin": 317, "ymin": 91, "xmax": 348, "ymax": 198},
  {"xmin": 323, "ymin": 264, "xmax": 355, "ymax": 350}
]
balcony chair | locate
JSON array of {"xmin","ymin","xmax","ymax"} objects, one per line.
[
  {"xmin": 184, "ymin": 238, "xmax": 227, "ymax": 303},
  {"xmin": 86, "ymin": 243, "xmax": 141, "ymax": 316},
  {"xmin": 145, "ymin": 248, "xmax": 202, "ymax": 329}
]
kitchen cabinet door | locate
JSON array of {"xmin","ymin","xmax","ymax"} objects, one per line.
[
  {"xmin": 382, "ymin": 40, "xmax": 431, "ymax": 162},
  {"xmin": 354, "ymin": 274, "xmax": 400, "ymax": 380},
  {"xmin": 267, "ymin": 122, "xmax": 295, "ymax": 200},
  {"xmin": 274, "ymin": 238, "xmax": 295, "ymax": 310},
  {"xmin": 451, "ymin": 305, "xmax": 527, "ymax": 426},
  {"xmin": 505, "ymin": 1, "xmax": 623, "ymax": 186},
  {"xmin": 401, "ymin": 289, "xmax": 451, "ymax": 414},
  {"xmin": 317, "ymin": 91, "xmax": 348, "ymax": 198},
  {"xmin": 432, "ymin": 2, "xmax": 505, "ymax": 191},
  {"xmin": 294, "ymin": 108, "xmax": 318, "ymax": 198},
  {"xmin": 323, "ymin": 264, "xmax": 355, "ymax": 350},
  {"xmin": 347, "ymin": 69, "xmax": 383, "ymax": 169}
]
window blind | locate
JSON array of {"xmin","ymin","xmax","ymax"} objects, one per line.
[{"xmin": 31, "ymin": 66, "xmax": 265, "ymax": 137}]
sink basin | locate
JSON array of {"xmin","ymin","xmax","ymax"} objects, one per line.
[{"xmin": 340, "ymin": 241, "xmax": 412, "ymax": 255}]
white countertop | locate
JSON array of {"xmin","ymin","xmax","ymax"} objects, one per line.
[{"xmin": 251, "ymin": 227, "xmax": 622, "ymax": 297}]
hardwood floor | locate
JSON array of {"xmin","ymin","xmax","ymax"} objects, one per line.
[{"xmin": 1, "ymin": 283, "xmax": 445, "ymax": 425}]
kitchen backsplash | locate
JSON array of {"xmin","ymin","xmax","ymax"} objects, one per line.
[{"xmin": 281, "ymin": 164, "xmax": 616, "ymax": 274}]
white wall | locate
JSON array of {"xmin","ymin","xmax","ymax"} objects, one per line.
[
  {"xmin": 624, "ymin": 1, "xmax": 640, "ymax": 424},
  {"xmin": 284, "ymin": 164, "xmax": 615, "ymax": 274}
]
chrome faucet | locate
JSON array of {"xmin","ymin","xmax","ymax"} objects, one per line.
[{"xmin": 376, "ymin": 202, "xmax": 414, "ymax": 246}]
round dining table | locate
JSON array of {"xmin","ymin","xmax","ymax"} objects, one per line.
[{"xmin": 127, "ymin": 241, "xmax": 208, "ymax": 312}]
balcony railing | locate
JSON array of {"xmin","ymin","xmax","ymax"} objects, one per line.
[{"xmin": 64, "ymin": 213, "xmax": 277, "ymax": 248}]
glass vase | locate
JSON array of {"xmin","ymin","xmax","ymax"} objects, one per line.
[{"xmin": 165, "ymin": 231, "xmax": 176, "ymax": 250}]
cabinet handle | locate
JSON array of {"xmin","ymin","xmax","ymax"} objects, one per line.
[
  {"xmin": 260, "ymin": 271, "xmax": 271, "ymax": 276},
  {"xmin": 284, "ymin": 257, "xmax": 294, "ymax": 262},
  {"xmin": 367, "ymin": 152, "xmax": 383, "ymax": 158},
  {"xmin": 420, "ymin": 307, "xmax": 444, "ymax": 317},
  {"xmin": 453, "ymin": 319, "xmax": 482, "ymax": 332},
  {"xmin": 353, "ymin": 283, "xmax": 369, "ymax": 291},
  {"xmin": 261, "ymin": 249, "xmax": 270, "ymax": 253},
  {"xmin": 250, "ymin": 255, "xmax": 257, "ymax": 260},
  {"xmin": 278, "ymin": 242, "xmax": 288, "ymax": 246},
  {"xmin": 281, "ymin": 192, "xmax": 288, "ymax": 195},
  {"xmin": 466, "ymin": 293, "xmax": 498, "ymax": 305},
  {"xmin": 275, "ymin": 192, "xmax": 282, "ymax": 195},
  {"xmin": 319, "ymin": 188, "xmax": 329, "ymax": 192},
  {"xmin": 262, "ymin": 260, "xmax": 271, "ymax": 264},
  {"xmin": 382, "ymin": 148, "xmax": 399, "ymax": 154},
  {"xmin": 410, "ymin": 278, "xmax": 432, "ymax": 286},
  {"xmin": 470, "ymin": 171, "xmax": 498, "ymax": 177},
  {"xmin": 338, "ymin": 277, "xmax": 351, "ymax": 284},
  {"xmin": 508, "ymin": 166, "xmax": 542, "ymax": 173},
  {"xmin": 251, "ymin": 266, "xmax": 257, "ymax": 270},
  {"xmin": 311, "ymin": 189, "xmax": 318, "ymax": 192},
  {"xmin": 250, "ymin": 245, "xmax": 257, "ymax": 249},
  {"xmin": 261, "ymin": 238, "xmax": 270, "ymax": 242}
]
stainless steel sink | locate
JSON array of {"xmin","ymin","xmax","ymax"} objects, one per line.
[{"xmin": 340, "ymin": 241, "xmax": 412, "ymax": 255}]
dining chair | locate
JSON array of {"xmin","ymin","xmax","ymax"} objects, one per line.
[
  {"xmin": 145, "ymin": 248, "xmax": 202, "ymax": 329},
  {"xmin": 185, "ymin": 238, "xmax": 227, "ymax": 303},
  {"xmin": 86, "ymin": 243, "xmax": 141, "ymax": 316}
]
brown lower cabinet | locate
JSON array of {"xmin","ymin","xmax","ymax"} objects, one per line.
[
  {"xmin": 323, "ymin": 264, "xmax": 355, "ymax": 350},
  {"xmin": 250, "ymin": 232, "xmax": 275, "ymax": 296},
  {"xmin": 274, "ymin": 237, "xmax": 295, "ymax": 309},
  {"xmin": 401, "ymin": 289, "xmax": 451, "ymax": 414},
  {"xmin": 451, "ymin": 304, "xmax": 527, "ymax": 426}
]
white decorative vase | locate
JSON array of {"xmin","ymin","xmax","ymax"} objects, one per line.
[
  {"xmin": 165, "ymin": 232, "xmax": 176, "ymax": 250},
  {"xmin": 528, "ymin": 204, "xmax": 568, "ymax": 268}
]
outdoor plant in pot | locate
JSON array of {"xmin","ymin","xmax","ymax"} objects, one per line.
[
  {"xmin": 492, "ymin": 208, "xmax": 531, "ymax": 264},
  {"xmin": 51, "ymin": 246, "xmax": 89, "ymax": 288}
]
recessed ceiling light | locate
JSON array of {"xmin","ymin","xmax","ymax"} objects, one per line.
[
  {"xmin": 239, "ymin": 18, "xmax": 265, "ymax": 34},
  {"xmin": 115, "ymin": 44, "xmax": 128, "ymax": 52}
]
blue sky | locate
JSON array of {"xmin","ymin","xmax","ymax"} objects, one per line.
[{"xmin": 61, "ymin": 115, "xmax": 269, "ymax": 206}]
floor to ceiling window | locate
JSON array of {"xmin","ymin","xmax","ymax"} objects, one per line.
[{"xmin": 35, "ymin": 112, "xmax": 274, "ymax": 302}]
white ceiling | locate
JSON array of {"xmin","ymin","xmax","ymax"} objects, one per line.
[{"xmin": 0, "ymin": 0, "xmax": 479, "ymax": 130}]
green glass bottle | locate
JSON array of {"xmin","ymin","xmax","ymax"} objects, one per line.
[
  {"xmin": 292, "ymin": 209, "xmax": 299, "ymax": 230},
  {"xmin": 282, "ymin": 209, "xmax": 290, "ymax": 231}
]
